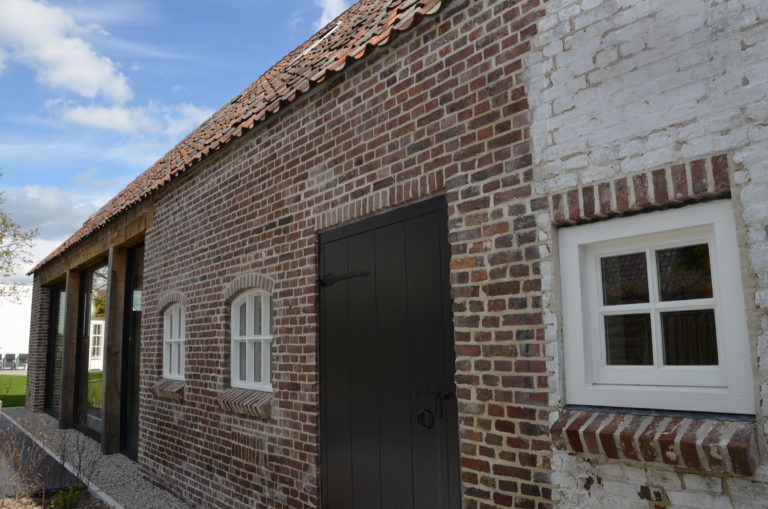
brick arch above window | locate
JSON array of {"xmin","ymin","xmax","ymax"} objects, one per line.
[
  {"xmin": 159, "ymin": 290, "xmax": 189, "ymax": 312},
  {"xmin": 222, "ymin": 273, "xmax": 275, "ymax": 303}
]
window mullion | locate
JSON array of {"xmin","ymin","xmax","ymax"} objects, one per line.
[
  {"xmin": 653, "ymin": 301, "xmax": 715, "ymax": 312},
  {"xmin": 646, "ymin": 247, "xmax": 663, "ymax": 368},
  {"xmin": 598, "ymin": 304, "xmax": 653, "ymax": 314}
]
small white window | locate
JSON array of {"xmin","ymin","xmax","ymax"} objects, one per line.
[
  {"xmin": 90, "ymin": 322, "xmax": 103, "ymax": 358},
  {"xmin": 163, "ymin": 304, "xmax": 185, "ymax": 380},
  {"xmin": 231, "ymin": 290, "xmax": 272, "ymax": 392},
  {"xmin": 559, "ymin": 200, "xmax": 753, "ymax": 414}
]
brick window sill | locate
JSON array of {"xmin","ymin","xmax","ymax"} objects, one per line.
[
  {"xmin": 151, "ymin": 379, "xmax": 185, "ymax": 402},
  {"xmin": 217, "ymin": 387, "xmax": 272, "ymax": 420},
  {"xmin": 550, "ymin": 409, "xmax": 758, "ymax": 477}
]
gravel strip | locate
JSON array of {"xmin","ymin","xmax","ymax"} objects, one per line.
[{"xmin": 2, "ymin": 408, "xmax": 190, "ymax": 509}]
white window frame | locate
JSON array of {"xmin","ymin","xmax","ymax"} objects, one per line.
[
  {"xmin": 163, "ymin": 304, "xmax": 185, "ymax": 380},
  {"xmin": 231, "ymin": 290, "xmax": 273, "ymax": 392},
  {"xmin": 89, "ymin": 322, "xmax": 103, "ymax": 359},
  {"xmin": 559, "ymin": 200, "xmax": 754, "ymax": 414}
]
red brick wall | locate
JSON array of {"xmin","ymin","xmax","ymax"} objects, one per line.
[
  {"xmin": 138, "ymin": 0, "xmax": 554, "ymax": 508},
  {"xmin": 26, "ymin": 280, "xmax": 50, "ymax": 412}
]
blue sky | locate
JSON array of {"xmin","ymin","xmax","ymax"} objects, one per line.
[{"xmin": 0, "ymin": 0, "xmax": 350, "ymax": 281}]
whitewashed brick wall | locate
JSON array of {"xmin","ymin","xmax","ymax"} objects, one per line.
[{"xmin": 526, "ymin": 0, "xmax": 768, "ymax": 506}]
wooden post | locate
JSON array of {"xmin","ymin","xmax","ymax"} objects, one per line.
[
  {"xmin": 102, "ymin": 246, "xmax": 127, "ymax": 454},
  {"xmin": 58, "ymin": 270, "xmax": 81, "ymax": 429}
]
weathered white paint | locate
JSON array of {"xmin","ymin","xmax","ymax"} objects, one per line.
[{"xmin": 526, "ymin": 0, "xmax": 768, "ymax": 506}]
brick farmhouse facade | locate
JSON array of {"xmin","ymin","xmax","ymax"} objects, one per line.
[{"xmin": 24, "ymin": 0, "xmax": 768, "ymax": 508}]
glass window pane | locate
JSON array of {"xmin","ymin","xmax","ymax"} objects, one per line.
[
  {"xmin": 91, "ymin": 266, "xmax": 109, "ymax": 319},
  {"xmin": 165, "ymin": 344, "xmax": 170, "ymax": 374},
  {"xmin": 239, "ymin": 302, "xmax": 247, "ymax": 336},
  {"xmin": 662, "ymin": 310, "xmax": 718, "ymax": 365},
  {"xmin": 177, "ymin": 342, "xmax": 182, "ymax": 374},
  {"xmin": 57, "ymin": 292, "xmax": 66, "ymax": 336},
  {"xmin": 169, "ymin": 313, "xmax": 174, "ymax": 340},
  {"xmin": 656, "ymin": 244, "xmax": 713, "ymax": 301},
  {"xmin": 604, "ymin": 314, "xmax": 653, "ymax": 365},
  {"xmin": 253, "ymin": 341, "xmax": 262, "ymax": 383},
  {"xmin": 601, "ymin": 253, "xmax": 649, "ymax": 305},
  {"xmin": 171, "ymin": 343, "xmax": 178, "ymax": 375},
  {"xmin": 177, "ymin": 308, "xmax": 183, "ymax": 338},
  {"xmin": 239, "ymin": 342, "xmax": 247, "ymax": 381},
  {"xmin": 253, "ymin": 295, "xmax": 263, "ymax": 335}
]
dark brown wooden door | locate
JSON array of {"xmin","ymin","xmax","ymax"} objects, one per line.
[{"xmin": 320, "ymin": 197, "xmax": 460, "ymax": 509}]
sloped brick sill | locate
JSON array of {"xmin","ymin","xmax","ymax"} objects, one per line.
[
  {"xmin": 151, "ymin": 379, "xmax": 185, "ymax": 402},
  {"xmin": 550, "ymin": 409, "xmax": 758, "ymax": 477},
  {"xmin": 217, "ymin": 388, "xmax": 272, "ymax": 420}
]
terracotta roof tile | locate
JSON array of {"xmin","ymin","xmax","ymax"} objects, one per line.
[{"xmin": 32, "ymin": 0, "xmax": 448, "ymax": 273}]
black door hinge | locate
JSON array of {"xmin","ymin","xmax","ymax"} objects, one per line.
[{"xmin": 319, "ymin": 271, "xmax": 370, "ymax": 287}]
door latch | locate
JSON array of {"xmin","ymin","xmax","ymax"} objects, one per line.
[
  {"xmin": 415, "ymin": 388, "xmax": 454, "ymax": 428},
  {"xmin": 319, "ymin": 271, "xmax": 370, "ymax": 287}
]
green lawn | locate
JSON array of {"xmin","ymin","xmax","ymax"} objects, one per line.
[
  {"xmin": 0, "ymin": 374, "xmax": 27, "ymax": 408},
  {"xmin": 88, "ymin": 370, "xmax": 103, "ymax": 409}
]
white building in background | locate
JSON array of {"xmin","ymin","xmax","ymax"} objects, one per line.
[
  {"xmin": 89, "ymin": 318, "xmax": 105, "ymax": 371},
  {"xmin": 0, "ymin": 284, "xmax": 32, "ymax": 361}
]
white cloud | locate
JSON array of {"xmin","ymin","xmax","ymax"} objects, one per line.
[
  {"xmin": 1, "ymin": 185, "xmax": 126, "ymax": 283},
  {"xmin": 9, "ymin": 238, "xmax": 63, "ymax": 283},
  {"xmin": 64, "ymin": 1, "xmax": 158, "ymax": 27},
  {"xmin": 0, "ymin": 134, "xmax": 171, "ymax": 175},
  {"xmin": 2, "ymin": 185, "xmax": 99, "ymax": 239},
  {"xmin": 58, "ymin": 102, "xmax": 214, "ymax": 139},
  {"xmin": 0, "ymin": 0, "xmax": 132, "ymax": 102},
  {"xmin": 73, "ymin": 167, "xmax": 100, "ymax": 184},
  {"xmin": 314, "ymin": 0, "xmax": 349, "ymax": 29},
  {"xmin": 287, "ymin": 9, "xmax": 304, "ymax": 30},
  {"xmin": 61, "ymin": 104, "xmax": 135, "ymax": 132}
]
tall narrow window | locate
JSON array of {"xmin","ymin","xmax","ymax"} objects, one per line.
[
  {"xmin": 231, "ymin": 290, "xmax": 272, "ymax": 391},
  {"xmin": 75, "ymin": 262, "xmax": 108, "ymax": 438},
  {"xmin": 163, "ymin": 304, "xmax": 185, "ymax": 380},
  {"xmin": 90, "ymin": 323, "xmax": 103, "ymax": 358}
]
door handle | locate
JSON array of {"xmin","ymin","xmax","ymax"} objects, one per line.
[
  {"xmin": 416, "ymin": 408, "xmax": 436, "ymax": 430},
  {"xmin": 414, "ymin": 389, "xmax": 454, "ymax": 424}
]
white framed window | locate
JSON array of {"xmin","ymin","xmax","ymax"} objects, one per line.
[
  {"xmin": 163, "ymin": 304, "xmax": 185, "ymax": 380},
  {"xmin": 559, "ymin": 200, "xmax": 753, "ymax": 414},
  {"xmin": 89, "ymin": 322, "xmax": 103, "ymax": 358},
  {"xmin": 231, "ymin": 290, "xmax": 272, "ymax": 392}
]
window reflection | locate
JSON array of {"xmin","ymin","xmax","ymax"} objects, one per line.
[
  {"xmin": 601, "ymin": 253, "xmax": 649, "ymax": 305},
  {"xmin": 656, "ymin": 244, "xmax": 713, "ymax": 301}
]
